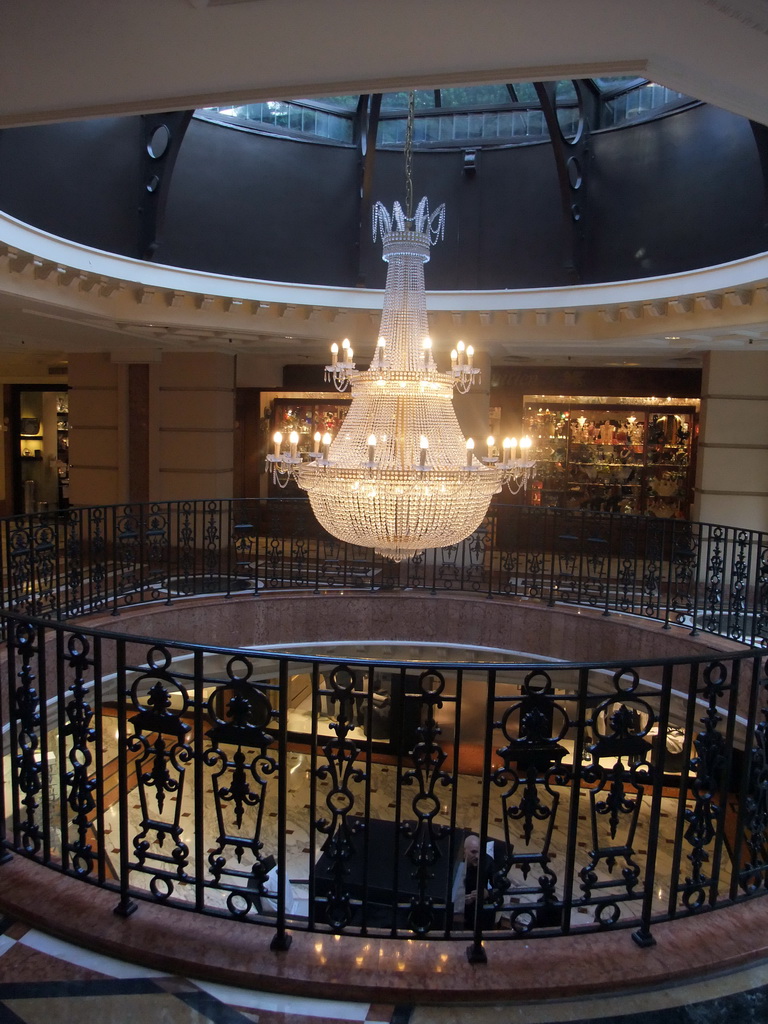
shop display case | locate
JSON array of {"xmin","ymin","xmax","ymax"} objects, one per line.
[
  {"xmin": 270, "ymin": 398, "xmax": 350, "ymax": 443},
  {"xmin": 523, "ymin": 396, "xmax": 699, "ymax": 517},
  {"xmin": 266, "ymin": 397, "xmax": 350, "ymax": 496},
  {"xmin": 15, "ymin": 387, "xmax": 70, "ymax": 514}
]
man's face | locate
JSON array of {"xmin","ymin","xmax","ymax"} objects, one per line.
[{"xmin": 464, "ymin": 836, "xmax": 480, "ymax": 867}]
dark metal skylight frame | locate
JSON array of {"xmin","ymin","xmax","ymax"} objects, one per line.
[{"xmin": 198, "ymin": 79, "xmax": 695, "ymax": 149}]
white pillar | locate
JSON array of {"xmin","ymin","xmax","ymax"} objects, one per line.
[
  {"xmin": 693, "ymin": 351, "xmax": 768, "ymax": 532},
  {"xmin": 154, "ymin": 353, "xmax": 236, "ymax": 501}
]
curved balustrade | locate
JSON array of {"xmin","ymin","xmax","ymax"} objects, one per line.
[
  {"xmin": 0, "ymin": 499, "xmax": 767, "ymax": 959},
  {"xmin": 1, "ymin": 499, "xmax": 766, "ymax": 644}
]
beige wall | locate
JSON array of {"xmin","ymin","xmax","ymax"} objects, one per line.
[
  {"xmin": 154, "ymin": 353, "xmax": 235, "ymax": 501},
  {"xmin": 68, "ymin": 351, "xmax": 236, "ymax": 505},
  {"xmin": 694, "ymin": 351, "xmax": 768, "ymax": 533},
  {"xmin": 68, "ymin": 353, "xmax": 123, "ymax": 506}
]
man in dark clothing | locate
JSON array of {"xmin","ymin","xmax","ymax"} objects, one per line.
[{"xmin": 451, "ymin": 833, "xmax": 496, "ymax": 929}]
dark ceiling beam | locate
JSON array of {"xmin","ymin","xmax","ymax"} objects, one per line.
[
  {"xmin": 355, "ymin": 93, "xmax": 382, "ymax": 286},
  {"xmin": 749, "ymin": 120, "xmax": 768, "ymax": 231},
  {"xmin": 138, "ymin": 110, "xmax": 194, "ymax": 262},
  {"xmin": 533, "ymin": 81, "xmax": 590, "ymax": 284}
]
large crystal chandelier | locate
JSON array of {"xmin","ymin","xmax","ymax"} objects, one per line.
[{"xmin": 267, "ymin": 98, "xmax": 533, "ymax": 561}]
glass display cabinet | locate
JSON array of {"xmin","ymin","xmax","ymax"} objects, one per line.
[
  {"xmin": 270, "ymin": 398, "xmax": 350, "ymax": 445},
  {"xmin": 266, "ymin": 397, "xmax": 350, "ymax": 497},
  {"xmin": 523, "ymin": 396, "xmax": 699, "ymax": 518},
  {"xmin": 14, "ymin": 386, "xmax": 69, "ymax": 514}
]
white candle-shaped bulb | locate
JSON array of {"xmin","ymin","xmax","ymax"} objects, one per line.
[
  {"xmin": 509, "ymin": 436, "xmax": 518, "ymax": 458},
  {"xmin": 347, "ymin": 347, "xmax": 353, "ymax": 362},
  {"xmin": 502, "ymin": 437, "xmax": 512, "ymax": 465},
  {"xmin": 313, "ymin": 431, "xmax": 321, "ymax": 453},
  {"xmin": 331, "ymin": 342, "xmax": 338, "ymax": 365},
  {"xmin": 457, "ymin": 340, "xmax": 465, "ymax": 365},
  {"xmin": 289, "ymin": 430, "xmax": 299, "ymax": 457},
  {"xmin": 520, "ymin": 435, "xmax": 532, "ymax": 451},
  {"xmin": 450, "ymin": 348, "xmax": 458, "ymax": 368},
  {"xmin": 486, "ymin": 435, "xmax": 495, "ymax": 459},
  {"xmin": 466, "ymin": 437, "xmax": 474, "ymax": 467},
  {"xmin": 420, "ymin": 435, "xmax": 429, "ymax": 466},
  {"xmin": 273, "ymin": 431, "xmax": 283, "ymax": 457},
  {"xmin": 322, "ymin": 431, "xmax": 332, "ymax": 459},
  {"xmin": 423, "ymin": 336, "xmax": 432, "ymax": 368},
  {"xmin": 367, "ymin": 433, "xmax": 376, "ymax": 463},
  {"xmin": 342, "ymin": 338, "xmax": 350, "ymax": 353},
  {"xmin": 467, "ymin": 345, "xmax": 474, "ymax": 367}
]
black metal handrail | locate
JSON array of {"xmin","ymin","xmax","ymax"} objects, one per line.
[{"xmin": 0, "ymin": 500, "xmax": 767, "ymax": 959}]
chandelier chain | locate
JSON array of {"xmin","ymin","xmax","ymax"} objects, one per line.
[{"xmin": 405, "ymin": 90, "xmax": 415, "ymax": 222}]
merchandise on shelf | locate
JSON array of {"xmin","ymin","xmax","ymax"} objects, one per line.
[{"xmin": 523, "ymin": 397, "xmax": 698, "ymax": 518}]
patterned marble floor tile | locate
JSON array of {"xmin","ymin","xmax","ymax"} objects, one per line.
[
  {"xmin": 0, "ymin": 943, "xmax": 110, "ymax": 984},
  {"xmin": 19, "ymin": 929, "xmax": 166, "ymax": 978},
  {"xmin": 193, "ymin": 977, "xmax": 371, "ymax": 1021},
  {"xmin": 407, "ymin": 960, "xmax": 768, "ymax": 1024},
  {"xmin": 3, "ymin": 989, "xmax": 217, "ymax": 1024}
]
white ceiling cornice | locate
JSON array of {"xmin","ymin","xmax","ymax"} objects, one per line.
[{"xmin": 1, "ymin": 211, "xmax": 767, "ymax": 368}]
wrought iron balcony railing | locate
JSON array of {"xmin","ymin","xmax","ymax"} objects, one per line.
[
  {"xmin": 0, "ymin": 499, "xmax": 766, "ymax": 960},
  {"xmin": 1, "ymin": 499, "xmax": 766, "ymax": 645}
]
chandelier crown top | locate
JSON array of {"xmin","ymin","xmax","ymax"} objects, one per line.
[{"xmin": 373, "ymin": 197, "xmax": 445, "ymax": 257}]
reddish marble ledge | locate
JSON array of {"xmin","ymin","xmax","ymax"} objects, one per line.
[
  {"xmin": 1, "ymin": 857, "xmax": 768, "ymax": 1004},
  {"xmin": 75, "ymin": 590, "xmax": 738, "ymax": 664}
]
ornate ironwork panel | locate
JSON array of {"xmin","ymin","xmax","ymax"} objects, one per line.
[
  {"xmin": 6, "ymin": 518, "xmax": 58, "ymax": 619},
  {"xmin": 114, "ymin": 505, "xmax": 144, "ymax": 604},
  {"xmin": 726, "ymin": 530, "xmax": 751, "ymax": 642},
  {"xmin": 85, "ymin": 506, "xmax": 109, "ymax": 614},
  {"xmin": 676, "ymin": 661, "xmax": 730, "ymax": 911},
  {"xmin": 552, "ymin": 510, "xmax": 585, "ymax": 604},
  {"xmin": 63, "ymin": 509, "xmax": 86, "ymax": 617},
  {"xmin": 490, "ymin": 669, "xmax": 571, "ymax": 935},
  {"xmin": 640, "ymin": 518, "xmax": 665, "ymax": 619},
  {"xmin": 702, "ymin": 526, "xmax": 726, "ymax": 635},
  {"xmin": 399, "ymin": 669, "xmax": 454, "ymax": 935},
  {"xmin": 123, "ymin": 645, "xmax": 193, "ymax": 901},
  {"xmin": 579, "ymin": 670, "xmax": 656, "ymax": 927},
  {"xmin": 202, "ymin": 656, "xmax": 281, "ymax": 919},
  {"xmin": 580, "ymin": 516, "xmax": 610, "ymax": 609},
  {"xmin": 60, "ymin": 632, "xmax": 99, "ymax": 877},
  {"xmin": 757, "ymin": 542, "xmax": 768, "ymax": 647},
  {"xmin": 174, "ymin": 501, "xmax": 199, "ymax": 595},
  {"xmin": 615, "ymin": 515, "xmax": 643, "ymax": 615},
  {"xmin": 738, "ymin": 659, "xmax": 768, "ymax": 893},
  {"xmin": 668, "ymin": 521, "xmax": 698, "ymax": 626},
  {"xmin": 7, "ymin": 623, "xmax": 45, "ymax": 856},
  {"xmin": 313, "ymin": 665, "xmax": 368, "ymax": 931}
]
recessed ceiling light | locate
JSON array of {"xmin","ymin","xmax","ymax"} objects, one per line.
[{"xmin": 664, "ymin": 335, "xmax": 681, "ymax": 341}]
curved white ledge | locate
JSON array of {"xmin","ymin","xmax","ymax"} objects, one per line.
[{"xmin": 1, "ymin": 208, "xmax": 768, "ymax": 313}]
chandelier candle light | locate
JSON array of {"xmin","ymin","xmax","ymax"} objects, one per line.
[{"xmin": 266, "ymin": 199, "xmax": 534, "ymax": 560}]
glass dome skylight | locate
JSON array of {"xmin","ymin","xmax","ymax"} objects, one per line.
[{"xmin": 200, "ymin": 78, "xmax": 693, "ymax": 149}]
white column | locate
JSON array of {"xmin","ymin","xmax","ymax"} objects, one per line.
[
  {"xmin": 693, "ymin": 351, "xmax": 768, "ymax": 532},
  {"xmin": 68, "ymin": 353, "xmax": 124, "ymax": 506},
  {"xmin": 154, "ymin": 352, "xmax": 235, "ymax": 501}
]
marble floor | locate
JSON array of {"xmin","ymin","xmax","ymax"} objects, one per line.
[
  {"xmin": 87, "ymin": 746, "xmax": 690, "ymax": 932},
  {"xmin": 1, "ymin": 913, "xmax": 767, "ymax": 1024}
]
